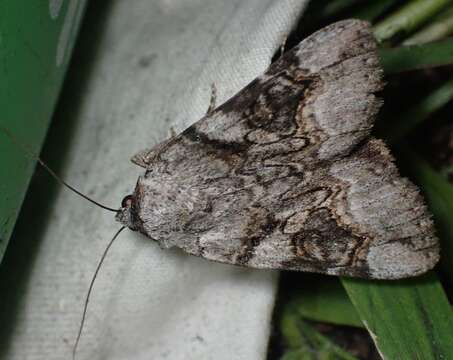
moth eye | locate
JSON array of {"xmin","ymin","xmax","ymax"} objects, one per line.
[{"xmin": 121, "ymin": 194, "xmax": 134, "ymax": 208}]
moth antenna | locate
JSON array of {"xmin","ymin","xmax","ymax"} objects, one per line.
[
  {"xmin": 72, "ymin": 226, "xmax": 126, "ymax": 360},
  {"xmin": 0, "ymin": 127, "xmax": 118, "ymax": 212}
]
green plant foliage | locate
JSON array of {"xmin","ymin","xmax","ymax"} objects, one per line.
[
  {"xmin": 350, "ymin": 0, "xmax": 402, "ymax": 22},
  {"xmin": 408, "ymin": 156, "xmax": 453, "ymax": 278},
  {"xmin": 383, "ymin": 79, "xmax": 453, "ymax": 143},
  {"xmin": 283, "ymin": 276, "xmax": 363, "ymax": 328},
  {"xmin": 379, "ymin": 38, "xmax": 453, "ymax": 73},
  {"xmin": 404, "ymin": 5, "xmax": 453, "ymax": 44},
  {"xmin": 342, "ymin": 274, "xmax": 453, "ymax": 359},
  {"xmin": 280, "ymin": 308, "xmax": 360, "ymax": 360},
  {"xmin": 373, "ymin": 0, "xmax": 453, "ymax": 42}
]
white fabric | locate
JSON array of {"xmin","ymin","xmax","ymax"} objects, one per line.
[{"xmin": 4, "ymin": 1, "xmax": 308, "ymax": 359}]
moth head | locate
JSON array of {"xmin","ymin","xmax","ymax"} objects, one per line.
[
  {"xmin": 115, "ymin": 194, "xmax": 140, "ymax": 231},
  {"xmin": 115, "ymin": 174, "xmax": 210, "ymax": 246}
]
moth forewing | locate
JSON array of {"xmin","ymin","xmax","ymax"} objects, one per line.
[{"xmin": 116, "ymin": 19, "xmax": 439, "ymax": 279}]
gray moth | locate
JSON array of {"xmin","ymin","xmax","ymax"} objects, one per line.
[{"xmin": 116, "ymin": 19, "xmax": 440, "ymax": 280}]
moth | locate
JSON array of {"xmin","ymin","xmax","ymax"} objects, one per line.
[{"xmin": 115, "ymin": 19, "xmax": 439, "ymax": 280}]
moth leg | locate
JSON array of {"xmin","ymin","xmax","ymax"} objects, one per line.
[
  {"xmin": 131, "ymin": 137, "xmax": 175, "ymax": 168},
  {"xmin": 206, "ymin": 83, "xmax": 217, "ymax": 116}
]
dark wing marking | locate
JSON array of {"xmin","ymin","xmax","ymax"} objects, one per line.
[{"xmin": 125, "ymin": 20, "xmax": 438, "ymax": 279}]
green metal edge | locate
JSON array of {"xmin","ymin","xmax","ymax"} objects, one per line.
[{"xmin": 0, "ymin": 1, "xmax": 87, "ymax": 262}]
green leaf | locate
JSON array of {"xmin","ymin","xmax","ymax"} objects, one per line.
[
  {"xmin": 342, "ymin": 273, "xmax": 453, "ymax": 359},
  {"xmin": 317, "ymin": 0, "xmax": 364, "ymax": 19},
  {"xmin": 287, "ymin": 276, "xmax": 363, "ymax": 328},
  {"xmin": 404, "ymin": 5, "xmax": 453, "ymax": 45},
  {"xmin": 379, "ymin": 38, "xmax": 453, "ymax": 73},
  {"xmin": 407, "ymin": 156, "xmax": 453, "ymax": 278},
  {"xmin": 373, "ymin": 0, "xmax": 453, "ymax": 42},
  {"xmin": 379, "ymin": 78, "xmax": 453, "ymax": 143},
  {"xmin": 280, "ymin": 307, "xmax": 359, "ymax": 360},
  {"xmin": 351, "ymin": 0, "xmax": 402, "ymax": 22}
]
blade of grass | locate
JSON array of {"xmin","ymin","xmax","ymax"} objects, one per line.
[
  {"xmin": 379, "ymin": 38, "xmax": 453, "ymax": 73},
  {"xmin": 380, "ymin": 78, "xmax": 453, "ymax": 143},
  {"xmin": 288, "ymin": 276, "xmax": 363, "ymax": 328},
  {"xmin": 319, "ymin": 0, "xmax": 363, "ymax": 19},
  {"xmin": 280, "ymin": 307, "xmax": 359, "ymax": 360},
  {"xmin": 281, "ymin": 272, "xmax": 453, "ymax": 329},
  {"xmin": 404, "ymin": 6, "xmax": 453, "ymax": 44},
  {"xmin": 373, "ymin": 0, "xmax": 453, "ymax": 42},
  {"xmin": 342, "ymin": 273, "xmax": 453, "ymax": 359},
  {"xmin": 351, "ymin": 0, "xmax": 402, "ymax": 22},
  {"xmin": 405, "ymin": 154, "xmax": 453, "ymax": 279}
]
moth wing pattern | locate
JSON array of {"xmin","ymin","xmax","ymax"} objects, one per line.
[{"xmin": 123, "ymin": 19, "xmax": 439, "ymax": 279}]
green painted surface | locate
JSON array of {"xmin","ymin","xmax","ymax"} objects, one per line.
[{"xmin": 0, "ymin": 0, "xmax": 87, "ymax": 262}]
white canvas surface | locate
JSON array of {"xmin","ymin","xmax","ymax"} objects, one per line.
[{"xmin": 2, "ymin": 1, "xmax": 308, "ymax": 359}]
